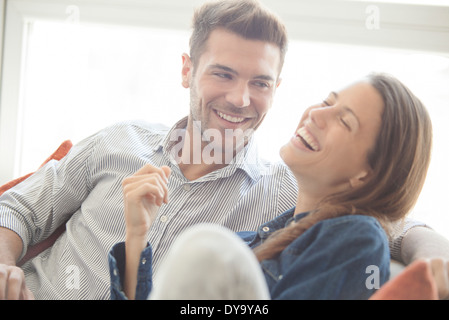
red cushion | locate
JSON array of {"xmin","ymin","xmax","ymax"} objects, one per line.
[
  {"xmin": 0, "ymin": 140, "xmax": 73, "ymax": 266},
  {"xmin": 370, "ymin": 259, "xmax": 438, "ymax": 300}
]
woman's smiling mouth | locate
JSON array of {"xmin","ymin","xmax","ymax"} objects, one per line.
[{"xmin": 295, "ymin": 127, "xmax": 320, "ymax": 152}]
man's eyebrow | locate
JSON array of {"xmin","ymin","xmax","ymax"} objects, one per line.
[
  {"xmin": 254, "ymin": 74, "xmax": 276, "ymax": 82},
  {"xmin": 208, "ymin": 64, "xmax": 275, "ymax": 82},
  {"xmin": 209, "ymin": 64, "xmax": 238, "ymax": 75}
]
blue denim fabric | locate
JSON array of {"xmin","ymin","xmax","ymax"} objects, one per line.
[
  {"xmin": 109, "ymin": 207, "xmax": 390, "ymax": 300},
  {"xmin": 243, "ymin": 208, "xmax": 390, "ymax": 300},
  {"xmin": 109, "ymin": 242, "xmax": 153, "ymax": 300}
]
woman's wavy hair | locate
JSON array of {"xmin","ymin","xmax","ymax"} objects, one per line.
[{"xmin": 254, "ymin": 73, "xmax": 433, "ymax": 262}]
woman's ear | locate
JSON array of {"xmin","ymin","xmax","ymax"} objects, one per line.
[
  {"xmin": 181, "ymin": 53, "xmax": 193, "ymax": 88},
  {"xmin": 349, "ymin": 169, "xmax": 372, "ymax": 188}
]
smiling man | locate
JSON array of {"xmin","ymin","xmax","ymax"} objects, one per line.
[
  {"xmin": 0, "ymin": 0, "xmax": 292, "ymax": 299},
  {"xmin": 178, "ymin": 28, "xmax": 282, "ymax": 179},
  {"xmin": 1, "ymin": 0, "xmax": 449, "ymax": 300}
]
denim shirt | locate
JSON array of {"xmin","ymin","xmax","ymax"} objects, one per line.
[{"xmin": 109, "ymin": 208, "xmax": 390, "ymax": 300}]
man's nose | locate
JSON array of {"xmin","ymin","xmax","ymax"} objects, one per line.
[{"xmin": 226, "ymin": 81, "xmax": 251, "ymax": 108}]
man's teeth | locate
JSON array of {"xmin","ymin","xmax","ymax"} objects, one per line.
[
  {"xmin": 296, "ymin": 127, "xmax": 319, "ymax": 151},
  {"xmin": 217, "ymin": 111, "xmax": 245, "ymax": 123}
]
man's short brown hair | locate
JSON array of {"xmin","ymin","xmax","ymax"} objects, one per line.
[{"xmin": 189, "ymin": 0, "xmax": 288, "ymax": 74}]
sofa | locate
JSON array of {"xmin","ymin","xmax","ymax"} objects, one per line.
[{"xmin": 0, "ymin": 141, "xmax": 439, "ymax": 300}]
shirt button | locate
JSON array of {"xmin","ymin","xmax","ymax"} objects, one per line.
[
  {"xmin": 183, "ymin": 184, "xmax": 191, "ymax": 191},
  {"xmin": 142, "ymin": 258, "xmax": 147, "ymax": 265},
  {"xmin": 262, "ymin": 227, "xmax": 270, "ymax": 232},
  {"xmin": 160, "ymin": 215, "xmax": 168, "ymax": 223}
]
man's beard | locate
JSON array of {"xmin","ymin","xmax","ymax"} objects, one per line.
[{"xmin": 188, "ymin": 96, "xmax": 255, "ymax": 164}]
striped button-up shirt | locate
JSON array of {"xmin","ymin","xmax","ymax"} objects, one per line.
[
  {"xmin": 0, "ymin": 118, "xmax": 298, "ymax": 299},
  {"xmin": 0, "ymin": 117, "xmax": 421, "ymax": 299}
]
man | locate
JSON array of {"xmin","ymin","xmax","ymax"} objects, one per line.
[{"xmin": 0, "ymin": 0, "xmax": 448, "ymax": 300}]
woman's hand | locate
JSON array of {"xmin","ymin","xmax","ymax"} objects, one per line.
[
  {"xmin": 121, "ymin": 164, "xmax": 171, "ymax": 300},
  {"xmin": 122, "ymin": 164, "xmax": 171, "ymax": 241}
]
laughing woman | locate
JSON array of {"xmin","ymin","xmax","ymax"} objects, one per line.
[{"xmin": 110, "ymin": 73, "xmax": 432, "ymax": 300}]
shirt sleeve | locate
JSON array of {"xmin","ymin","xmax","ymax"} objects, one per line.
[
  {"xmin": 108, "ymin": 242, "xmax": 154, "ymax": 300},
  {"xmin": 389, "ymin": 217, "xmax": 429, "ymax": 262},
  {"xmin": 0, "ymin": 134, "xmax": 98, "ymax": 260}
]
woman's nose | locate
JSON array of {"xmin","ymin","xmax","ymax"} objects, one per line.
[{"xmin": 308, "ymin": 106, "xmax": 332, "ymax": 129}]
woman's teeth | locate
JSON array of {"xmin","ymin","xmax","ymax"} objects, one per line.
[
  {"xmin": 296, "ymin": 127, "xmax": 319, "ymax": 151},
  {"xmin": 217, "ymin": 111, "xmax": 245, "ymax": 123}
]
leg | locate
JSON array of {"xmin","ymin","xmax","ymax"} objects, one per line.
[{"xmin": 149, "ymin": 224, "xmax": 269, "ymax": 300}]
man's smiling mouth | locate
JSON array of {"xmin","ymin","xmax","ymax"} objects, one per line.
[{"xmin": 216, "ymin": 110, "xmax": 247, "ymax": 124}]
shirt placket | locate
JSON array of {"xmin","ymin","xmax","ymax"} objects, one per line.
[{"xmin": 146, "ymin": 165, "xmax": 191, "ymax": 251}]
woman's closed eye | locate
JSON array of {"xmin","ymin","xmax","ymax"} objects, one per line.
[
  {"xmin": 322, "ymin": 100, "xmax": 331, "ymax": 107},
  {"xmin": 340, "ymin": 118, "xmax": 351, "ymax": 130}
]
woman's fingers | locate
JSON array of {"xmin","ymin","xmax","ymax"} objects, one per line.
[
  {"xmin": 122, "ymin": 165, "xmax": 171, "ymax": 236},
  {"xmin": 124, "ymin": 174, "xmax": 168, "ymax": 204},
  {"xmin": 123, "ymin": 165, "xmax": 170, "ymax": 204}
]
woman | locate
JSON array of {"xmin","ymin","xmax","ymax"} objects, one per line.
[{"xmin": 109, "ymin": 73, "xmax": 432, "ymax": 300}]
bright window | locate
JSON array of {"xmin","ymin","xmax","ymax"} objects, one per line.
[
  {"xmin": 1, "ymin": 1, "xmax": 448, "ymax": 239},
  {"xmin": 17, "ymin": 20, "xmax": 449, "ymax": 239},
  {"xmin": 19, "ymin": 21, "xmax": 190, "ymax": 171}
]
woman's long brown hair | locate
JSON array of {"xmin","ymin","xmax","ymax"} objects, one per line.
[{"xmin": 253, "ymin": 73, "xmax": 433, "ymax": 262}]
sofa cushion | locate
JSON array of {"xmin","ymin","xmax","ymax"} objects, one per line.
[
  {"xmin": 370, "ymin": 259, "xmax": 438, "ymax": 300},
  {"xmin": 0, "ymin": 140, "xmax": 73, "ymax": 266}
]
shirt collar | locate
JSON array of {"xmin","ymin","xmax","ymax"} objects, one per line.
[
  {"xmin": 154, "ymin": 117, "xmax": 188, "ymax": 153},
  {"xmin": 257, "ymin": 208, "xmax": 310, "ymax": 240},
  {"xmin": 155, "ymin": 117, "xmax": 265, "ymax": 181}
]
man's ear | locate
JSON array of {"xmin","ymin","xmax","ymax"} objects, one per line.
[
  {"xmin": 276, "ymin": 77, "xmax": 282, "ymax": 89},
  {"xmin": 349, "ymin": 169, "xmax": 372, "ymax": 188},
  {"xmin": 181, "ymin": 53, "xmax": 193, "ymax": 88}
]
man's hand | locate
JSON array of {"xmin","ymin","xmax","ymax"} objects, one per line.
[
  {"xmin": 122, "ymin": 164, "xmax": 171, "ymax": 240},
  {"xmin": 428, "ymin": 258, "xmax": 449, "ymax": 299},
  {"xmin": 401, "ymin": 226, "xmax": 449, "ymax": 300},
  {"xmin": 0, "ymin": 264, "xmax": 34, "ymax": 300}
]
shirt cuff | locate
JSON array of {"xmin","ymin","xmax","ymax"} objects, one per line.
[
  {"xmin": 108, "ymin": 241, "xmax": 154, "ymax": 300},
  {"xmin": 389, "ymin": 217, "xmax": 430, "ymax": 262},
  {"xmin": 0, "ymin": 211, "xmax": 31, "ymax": 261}
]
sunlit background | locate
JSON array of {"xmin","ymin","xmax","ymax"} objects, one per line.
[{"xmin": 1, "ymin": 0, "xmax": 448, "ymax": 238}]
